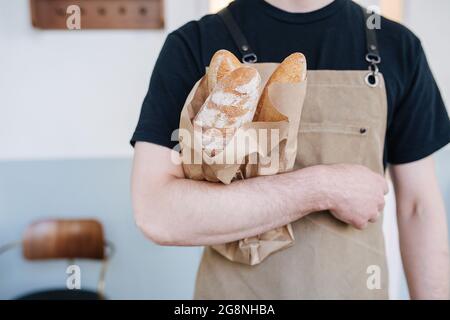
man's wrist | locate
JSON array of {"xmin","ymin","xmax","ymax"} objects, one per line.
[
  {"xmin": 293, "ymin": 165, "xmax": 334, "ymax": 215},
  {"xmin": 311, "ymin": 165, "xmax": 335, "ymax": 212}
]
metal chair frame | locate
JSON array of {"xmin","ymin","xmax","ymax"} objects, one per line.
[{"xmin": 0, "ymin": 240, "xmax": 115, "ymax": 298}]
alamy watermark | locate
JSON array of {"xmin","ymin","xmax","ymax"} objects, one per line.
[
  {"xmin": 366, "ymin": 6, "xmax": 381, "ymax": 30},
  {"xmin": 66, "ymin": 5, "xmax": 81, "ymax": 30},
  {"xmin": 366, "ymin": 264, "xmax": 381, "ymax": 290},
  {"xmin": 66, "ymin": 264, "xmax": 81, "ymax": 290},
  {"xmin": 173, "ymin": 123, "xmax": 283, "ymax": 174}
]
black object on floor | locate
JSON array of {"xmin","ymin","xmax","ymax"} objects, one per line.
[{"xmin": 15, "ymin": 288, "xmax": 104, "ymax": 300}]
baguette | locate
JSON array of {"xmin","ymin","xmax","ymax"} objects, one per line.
[
  {"xmin": 254, "ymin": 53, "xmax": 307, "ymax": 122},
  {"xmin": 207, "ymin": 50, "xmax": 241, "ymax": 93},
  {"xmin": 194, "ymin": 66, "xmax": 261, "ymax": 156}
]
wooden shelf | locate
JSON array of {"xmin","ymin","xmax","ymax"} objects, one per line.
[{"xmin": 30, "ymin": 0, "xmax": 164, "ymax": 30}]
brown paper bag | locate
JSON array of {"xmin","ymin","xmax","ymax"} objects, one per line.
[{"xmin": 179, "ymin": 63, "xmax": 307, "ymax": 265}]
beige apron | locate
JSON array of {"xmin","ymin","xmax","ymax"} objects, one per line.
[
  {"xmin": 194, "ymin": 70, "xmax": 388, "ymax": 299},
  {"xmin": 194, "ymin": 7, "xmax": 388, "ymax": 299}
]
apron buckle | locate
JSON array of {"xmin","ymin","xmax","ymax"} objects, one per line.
[
  {"xmin": 365, "ymin": 55, "xmax": 380, "ymax": 87},
  {"xmin": 242, "ymin": 53, "xmax": 258, "ymax": 64},
  {"xmin": 365, "ymin": 71, "xmax": 380, "ymax": 87}
]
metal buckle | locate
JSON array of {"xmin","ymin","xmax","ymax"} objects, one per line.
[
  {"xmin": 365, "ymin": 53, "xmax": 381, "ymax": 64},
  {"xmin": 365, "ymin": 62, "xmax": 380, "ymax": 87},
  {"xmin": 365, "ymin": 70, "xmax": 380, "ymax": 87},
  {"xmin": 365, "ymin": 54, "xmax": 380, "ymax": 87},
  {"xmin": 242, "ymin": 53, "xmax": 258, "ymax": 64}
]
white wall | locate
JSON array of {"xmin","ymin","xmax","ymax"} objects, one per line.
[
  {"xmin": 0, "ymin": 0, "xmax": 209, "ymax": 160},
  {"xmin": 403, "ymin": 0, "xmax": 450, "ymax": 108}
]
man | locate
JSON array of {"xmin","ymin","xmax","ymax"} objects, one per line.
[{"xmin": 131, "ymin": 0, "xmax": 450, "ymax": 299}]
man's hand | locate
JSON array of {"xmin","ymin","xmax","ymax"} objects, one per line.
[{"xmin": 323, "ymin": 164, "xmax": 389, "ymax": 229}]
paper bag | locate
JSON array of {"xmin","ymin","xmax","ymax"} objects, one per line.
[{"xmin": 179, "ymin": 63, "xmax": 307, "ymax": 265}]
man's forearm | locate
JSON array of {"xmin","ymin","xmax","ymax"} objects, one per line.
[
  {"xmin": 397, "ymin": 202, "xmax": 449, "ymax": 299},
  {"xmin": 133, "ymin": 142, "xmax": 386, "ymax": 247},
  {"xmin": 133, "ymin": 166, "xmax": 328, "ymax": 246},
  {"xmin": 392, "ymin": 158, "xmax": 450, "ymax": 299}
]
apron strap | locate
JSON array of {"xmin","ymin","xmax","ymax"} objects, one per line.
[
  {"xmin": 217, "ymin": 6, "xmax": 382, "ymax": 87},
  {"xmin": 362, "ymin": 7, "xmax": 381, "ymax": 87},
  {"xmin": 363, "ymin": 9, "xmax": 381, "ymax": 62},
  {"xmin": 217, "ymin": 8, "xmax": 258, "ymax": 64}
]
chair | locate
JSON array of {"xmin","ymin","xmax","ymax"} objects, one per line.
[{"xmin": 0, "ymin": 219, "xmax": 114, "ymax": 300}]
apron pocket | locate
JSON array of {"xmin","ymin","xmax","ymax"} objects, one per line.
[{"xmin": 297, "ymin": 122, "xmax": 370, "ymax": 167}]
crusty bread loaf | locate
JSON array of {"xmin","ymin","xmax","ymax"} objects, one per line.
[
  {"xmin": 207, "ymin": 50, "xmax": 241, "ymax": 93},
  {"xmin": 194, "ymin": 66, "xmax": 261, "ymax": 156},
  {"xmin": 254, "ymin": 53, "xmax": 307, "ymax": 122}
]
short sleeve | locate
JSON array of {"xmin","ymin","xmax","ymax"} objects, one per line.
[
  {"xmin": 387, "ymin": 43, "xmax": 450, "ymax": 164},
  {"xmin": 130, "ymin": 31, "xmax": 202, "ymax": 149}
]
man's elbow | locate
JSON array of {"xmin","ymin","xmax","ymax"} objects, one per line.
[
  {"xmin": 133, "ymin": 205, "xmax": 187, "ymax": 246},
  {"xmin": 134, "ymin": 209, "xmax": 171, "ymax": 246}
]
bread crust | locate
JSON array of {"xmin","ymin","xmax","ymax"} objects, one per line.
[
  {"xmin": 195, "ymin": 66, "xmax": 261, "ymax": 156},
  {"xmin": 254, "ymin": 53, "xmax": 307, "ymax": 122},
  {"xmin": 207, "ymin": 50, "xmax": 241, "ymax": 93}
]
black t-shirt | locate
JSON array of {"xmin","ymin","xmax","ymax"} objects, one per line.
[{"xmin": 131, "ymin": 0, "xmax": 450, "ymax": 167}]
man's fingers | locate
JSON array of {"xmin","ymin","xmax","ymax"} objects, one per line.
[{"xmin": 355, "ymin": 220, "xmax": 368, "ymax": 230}]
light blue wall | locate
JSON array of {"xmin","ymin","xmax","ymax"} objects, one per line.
[
  {"xmin": 0, "ymin": 158, "xmax": 202, "ymax": 299},
  {"xmin": 436, "ymin": 149, "xmax": 450, "ymax": 220},
  {"xmin": 0, "ymin": 148, "xmax": 449, "ymax": 299}
]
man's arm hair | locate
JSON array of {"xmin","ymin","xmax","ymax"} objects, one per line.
[
  {"xmin": 131, "ymin": 142, "xmax": 328, "ymax": 246},
  {"xmin": 390, "ymin": 156, "xmax": 450, "ymax": 299}
]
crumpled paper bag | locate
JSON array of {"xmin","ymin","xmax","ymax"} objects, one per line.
[{"xmin": 179, "ymin": 63, "xmax": 307, "ymax": 265}]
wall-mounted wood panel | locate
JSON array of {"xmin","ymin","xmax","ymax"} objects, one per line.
[{"xmin": 30, "ymin": 0, "xmax": 164, "ymax": 29}]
